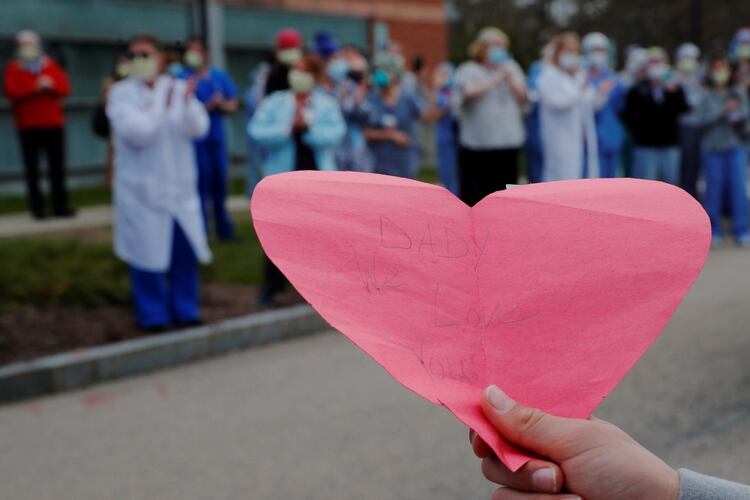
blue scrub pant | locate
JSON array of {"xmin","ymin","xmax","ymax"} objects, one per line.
[
  {"xmin": 196, "ymin": 138, "xmax": 235, "ymax": 239},
  {"xmin": 599, "ymin": 150, "xmax": 621, "ymax": 178},
  {"xmin": 703, "ymin": 148, "xmax": 750, "ymax": 240},
  {"xmin": 525, "ymin": 141, "xmax": 544, "ymax": 183},
  {"xmin": 129, "ymin": 222, "xmax": 200, "ymax": 329},
  {"xmin": 436, "ymin": 136, "xmax": 459, "ymax": 196},
  {"xmin": 632, "ymin": 146, "xmax": 681, "ymax": 185}
]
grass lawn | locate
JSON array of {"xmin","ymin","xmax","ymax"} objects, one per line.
[
  {"xmin": 0, "ymin": 168, "xmax": 440, "ymax": 311},
  {"xmin": 0, "ymin": 211, "xmax": 264, "ymax": 312},
  {"xmin": 0, "ymin": 168, "xmax": 440, "ymax": 215}
]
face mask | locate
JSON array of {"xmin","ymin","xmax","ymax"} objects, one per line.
[
  {"xmin": 588, "ymin": 52, "xmax": 609, "ymax": 70},
  {"xmin": 327, "ymin": 59, "xmax": 349, "ymax": 83},
  {"xmin": 711, "ymin": 69, "xmax": 731, "ymax": 86},
  {"xmin": 371, "ymin": 69, "xmax": 391, "ymax": 89},
  {"xmin": 647, "ymin": 63, "xmax": 668, "ymax": 82},
  {"xmin": 183, "ymin": 50, "xmax": 204, "ymax": 69},
  {"xmin": 677, "ymin": 58, "xmax": 698, "ymax": 74},
  {"xmin": 488, "ymin": 47, "xmax": 509, "ymax": 66},
  {"xmin": 277, "ymin": 48, "xmax": 302, "ymax": 66},
  {"xmin": 442, "ymin": 74, "xmax": 455, "ymax": 89},
  {"xmin": 167, "ymin": 62, "xmax": 183, "ymax": 77},
  {"xmin": 18, "ymin": 44, "xmax": 40, "ymax": 62},
  {"xmin": 559, "ymin": 52, "xmax": 580, "ymax": 71},
  {"xmin": 131, "ymin": 56, "xmax": 159, "ymax": 81},
  {"xmin": 115, "ymin": 61, "xmax": 131, "ymax": 79},
  {"xmin": 738, "ymin": 44, "xmax": 750, "ymax": 60},
  {"xmin": 288, "ymin": 69, "xmax": 315, "ymax": 94},
  {"xmin": 347, "ymin": 69, "xmax": 364, "ymax": 84}
]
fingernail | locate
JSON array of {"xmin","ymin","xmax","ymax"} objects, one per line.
[
  {"xmin": 531, "ymin": 467, "xmax": 556, "ymax": 492},
  {"xmin": 485, "ymin": 385, "xmax": 514, "ymax": 413}
]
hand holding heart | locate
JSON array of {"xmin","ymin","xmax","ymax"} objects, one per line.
[
  {"xmin": 251, "ymin": 171, "xmax": 710, "ymax": 470},
  {"xmin": 473, "ymin": 385, "xmax": 679, "ymax": 500}
]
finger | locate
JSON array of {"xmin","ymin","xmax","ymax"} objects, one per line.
[
  {"xmin": 491, "ymin": 488, "xmax": 581, "ymax": 500},
  {"xmin": 481, "ymin": 385, "xmax": 589, "ymax": 462},
  {"xmin": 472, "ymin": 432, "xmax": 493, "ymax": 459},
  {"xmin": 481, "ymin": 456, "xmax": 563, "ymax": 494}
]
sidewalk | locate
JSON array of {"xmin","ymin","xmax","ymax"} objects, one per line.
[{"xmin": 0, "ymin": 196, "xmax": 249, "ymax": 239}]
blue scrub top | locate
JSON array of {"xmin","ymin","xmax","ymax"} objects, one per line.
[
  {"xmin": 181, "ymin": 67, "xmax": 238, "ymax": 142},
  {"xmin": 589, "ymin": 69, "xmax": 626, "ymax": 154},
  {"xmin": 365, "ymin": 89, "xmax": 424, "ymax": 178},
  {"xmin": 435, "ymin": 88, "xmax": 456, "ymax": 144}
]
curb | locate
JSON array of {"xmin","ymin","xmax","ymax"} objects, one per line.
[{"xmin": 0, "ymin": 304, "xmax": 326, "ymax": 404}]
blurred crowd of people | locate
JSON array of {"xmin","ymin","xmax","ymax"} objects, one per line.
[{"xmin": 4, "ymin": 25, "xmax": 750, "ymax": 328}]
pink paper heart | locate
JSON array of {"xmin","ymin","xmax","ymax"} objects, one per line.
[{"xmin": 251, "ymin": 171, "xmax": 710, "ymax": 471}]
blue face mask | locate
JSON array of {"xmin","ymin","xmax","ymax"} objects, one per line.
[
  {"xmin": 372, "ymin": 69, "xmax": 391, "ymax": 89},
  {"xmin": 489, "ymin": 47, "xmax": 509, "ymax": 66},
  {"xmin": 167, "ymin": 62, "xmax": 183, "ymax": 77},
  {"xmin": 327, "ymin": 58, "xmax": 349, "ymax": 83}
]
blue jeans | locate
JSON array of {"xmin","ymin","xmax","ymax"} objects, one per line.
[
  {"xmin": 632, "ymin": 146, "xmax": 681, "ymax": 185},
  {"xmin": 702, "ymin": 148, "xmax": 750, "ymax": 239},
  {"xmin": 129, "ymin": 222, "xmax": 200, "ymax": 329},
  {"xmin": 679, "ymin": 125, "xmax": 702, "ymax": 198},
  {"xmin": 195, "ymin": 138, "xmax": 235, "ymax": 239}
]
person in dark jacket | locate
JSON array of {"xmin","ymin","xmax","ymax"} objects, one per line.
[
  {"xmin": 622, "ymin": 47, "xmax": 689, "ymax": 185},
  {"xmin": 3, "ymin": 30, "xmax": 73, "ymax": 219},
  {"xmin": 263, "ymin": 28, "xmax": 302, "ymax": 96}
]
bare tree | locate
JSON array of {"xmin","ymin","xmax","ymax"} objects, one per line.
[{"xmin": 448, "ymin": 0, "xmax": 750, "ymax": 67}]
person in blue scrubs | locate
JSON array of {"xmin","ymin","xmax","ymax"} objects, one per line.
[
  {"xmin": 426, "ymin": 61, "xmax": 459, "ymax": 195},
  {"xmin": 582, "ymin": 32, "xmax": 626, "ymax": 178},
  {"xmin": 181, "ymin": 37, "xmax": 238, "ymax": 240},
  {"xmin": 363, "ymin": 54, "xmax": 425, "ymax": 179}
]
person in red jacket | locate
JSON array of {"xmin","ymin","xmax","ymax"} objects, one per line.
[{"xmin": 3, "ymin": 30, "xmax": 74, "ymax": 218}]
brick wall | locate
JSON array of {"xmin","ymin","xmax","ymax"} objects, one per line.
[{"xmin": 222, "ymin": 0, "xmax": 449, "ymax": 68}]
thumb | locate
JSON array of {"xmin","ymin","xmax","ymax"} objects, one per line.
[{"xmin": 481, "ymin": 385, "xmax": 590, "ymax": 463}]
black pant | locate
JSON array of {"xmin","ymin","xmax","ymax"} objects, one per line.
[
  {"xmin": 18, "ymin": 127, "xmax": 70, "ymax": 216},
  {"xmin": 458, "ymin": 146, "xmax": 519, "ymax": 206},
  {"xmin": 260, "ymin": 256, "xmax": 287, "ymax": 302}
]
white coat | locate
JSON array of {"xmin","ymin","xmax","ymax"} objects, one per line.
[
  {"xmin": 106, "ymin": 75, "xmax": 212, "ymax": 272},
  {"xmin": 537, "ymin": 64, "xmax": 599, "ymax": 181}
]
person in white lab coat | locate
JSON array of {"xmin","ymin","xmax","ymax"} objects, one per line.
[
  {"xmin": 537, "ymin": 32, "xmax": 599, "ymax": 181},
  {"xmin": 106, "ymin": 34, "xmax": 211, "ymax": 331}
]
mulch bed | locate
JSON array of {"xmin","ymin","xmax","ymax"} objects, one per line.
[{"xmin": 0, "ymin": 283, "xmax": 303, "ymax": 365}]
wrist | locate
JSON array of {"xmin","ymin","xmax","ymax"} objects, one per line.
[{"xmin": 656, "ymin": 467, "xmax": 680, "ymax": 500}]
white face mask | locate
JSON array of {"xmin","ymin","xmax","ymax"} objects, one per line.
[
  {"xmin": 648, "ymin": 63, "xmax": 668, "ymax": 82},
  {"xmin": 18, "ymin": 44, "xmax": 40, "ymax": 62},
  {"xmin": 588, "ymin": 51, "xmax": 609, "ymax": 70},
  {"xmin": 115, "ymin": 61, "xmax": 131, "ymax": 79},
  {"xmin": 277, "ymin": 48, "xmax": 302, "ymax": 67},
  {"xmin": 559, "ymin": 52, "xmax": 580, "ymax": 71},
  {"xmin": 288, "ymin": 69, "xmax": 315, "ymax": 94},
  {"xmin": 183, "ymin": 50, "xmax": 204, "ymax": 69},
  {"xmin": 131, "ymin": 56, "xmax": 159, "ymax": 81}
]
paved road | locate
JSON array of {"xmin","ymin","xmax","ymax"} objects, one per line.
[{"xmin": 1, "ymin": 247, "xmax": 749, "ymax": 500}]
